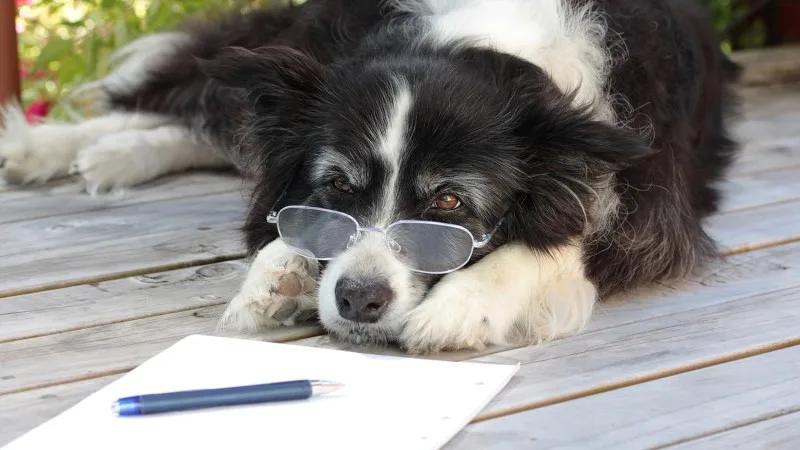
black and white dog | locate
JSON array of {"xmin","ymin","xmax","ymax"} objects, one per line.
[{"xmin": 0, "ymin": 0, "xmax": 740, "ymax": 353}]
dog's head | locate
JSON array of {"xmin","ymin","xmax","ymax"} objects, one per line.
[{"xmin": 202, "ymin": 45, "xmax": 649, "ymax": 344}]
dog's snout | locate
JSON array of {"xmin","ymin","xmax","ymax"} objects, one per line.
[{"xmin": 334, "ymin": 277, "xmax": 393, "ymax": 323}]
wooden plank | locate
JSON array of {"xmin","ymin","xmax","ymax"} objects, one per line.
[
  {"xmin": 730, "ymin": 140, "xmax": 800, "ymax": 176},
  {"xmin": 0, "ymin": 173, "xmax": 242, "ymax": 224},
  {"xmin": 736, "ymin": 84, "xmax": 800, "ymax": 120},
  {"xmin": 0, "ymin": 306, "xmax": 322, "ymax": 395},
  {"xmin": 0, "ymin": 191, "xmax": 242, "ymax": 256},
  {"xmin": 0, "ymin": 260, "xmax": 250, "ymax": 342},
  {"xmin": 708, "ymin": 200, "xmax": 800, "ymax": 254},
  {"xmin": 731, "ymin": 44, "xmax": 800, "ymax": 87},
  {"xmin": 720, "ymin": 167, "xmax": 800, "ymax": 212},
  {"xmin": 5, "ymin": 242, "xmax": 800, "ymax": 445},
  {"xmin": 0, "ymin": 375, "xmax": 122, "ymax": 447},
  {"xmin": 734, "ymin": 112, "xmax": 800, "ymax": 143},
  {"xmin": 466, "ymin": 274, "xmax": 800, "ymax": 418},
  {"xmin": 0, "ymin": 192, "xmax": 246, "ymax": 297},
  {"xmin": 672, "ymin": 411, "xmax": 800, "ymax": 449},
  {"xmin": 445, "ymin": 346, "xmax": 800, "ymax": 449},
  {"xmin": 5, "ymin": 240, "xmax": 799, "ymax": 401}
]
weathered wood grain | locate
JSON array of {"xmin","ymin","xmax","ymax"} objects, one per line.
[
  {"xmin": 0, "ymin": 192, "xmax": 243, "ymax": 256},
  {"xmin": 0, "ymin": 193, "xmax": 247, "ymax": 297},
  {"xmin": 730, "ymin": 140, "xmax": 800, "ymax": 176},
  {"xmin": 672, "ymin": 411, "xmax": 800, "ymax": 450},
  {"xmin": 737, "ymin": 84, "xmax": 800, "ymax": 119},
  {"xmin": 720, "ymin": 167, "xmax": 800, "ymax": 212},
  {"xmin": 735, "ymin": 112, "xmax": 800, "ymax": 142},
  {"xmin": 4, "ymin": 243, "xmax": 800, "ymax": 446},
  {"xmin": 468, "ymin": 276, "xmax": 800, "ymax": 419},
  {"xmin": 0, "ymin": 173, "xmax": 242, "ymax": 224},
  {"xmin": 446, "ymin": 346, "xmax": 800, "ymax": 449},
  {"xmin": 0, "ymin": 260, "xmax": 249, "ymax": 342},
  {"xmin": 0, "ymin": 375, "xmax": 122, "ymax": 447},
  {"xmin": 708, "ymin": 200, "xmax": 800, "ymax": 254},
  {"xmin": 0, "ymin": 306, "xmax": 321, "ymax": 395}
]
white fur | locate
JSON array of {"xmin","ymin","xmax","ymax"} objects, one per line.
[
  {"xmin": 400, "ymin": 0, "xmax": 616, "ymax": 122},
  {"xmin": 400, "ymin": 242, "xmax": 597, "ymax": 353},
  {"xmin": 220, "ymin": 239, "xmax": 320, "ymax": 331},
  {"xmin": 313, "ymin": 81, "xmax": 421, "ymax": 340},
  {"xmin": 0, "ymin": 103, "xmax": 164, "ymax": 186},
  {"xmin": 318, "ymin": 232, "xmax": 425, "ymax": 344},
  {"xmin": 70, "ymin": 32, "xmax": 191, "ymax": 105},
  {"xmin": 1, "ymin": 31, "xmax": 228, "ymax": 192},
  {"xmin": 72, "ymin": 125, "xmax": 229, "ymax": 195},
  {"xmin": 374, "ymin": 80, "xmax": 413, "ymax": 226}
]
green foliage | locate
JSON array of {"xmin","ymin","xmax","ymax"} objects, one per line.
[
  {"xmin": 700, "ymin": 0, "xmax": 768, "ymax": 52},
  {"xmin": 17, "ymin": 0, "xmax": 285, "ymax": 118}
]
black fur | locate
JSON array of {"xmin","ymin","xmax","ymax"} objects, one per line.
[{"xmin": 107, "ymin": 0, "xmax": 740, "ymax": 306}]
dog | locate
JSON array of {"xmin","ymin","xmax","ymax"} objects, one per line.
[{"xmin": 0, "ymin": 0, "xmax": 740, "ymax": 353}]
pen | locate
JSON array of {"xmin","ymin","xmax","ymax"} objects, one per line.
[{"xmin": 111, "ymin": 379, "xmax": 343, "ymax": 416}]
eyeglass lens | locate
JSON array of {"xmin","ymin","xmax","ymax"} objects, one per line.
[{"xmin": 276, "ymin": 207, "xmax": 475, "ymax": 273}]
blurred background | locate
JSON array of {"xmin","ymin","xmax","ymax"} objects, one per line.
[{"xmin": 5, "ymin": 0, "xmax": 800, "ymax": 122}]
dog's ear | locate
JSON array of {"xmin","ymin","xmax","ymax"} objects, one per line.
[
  {"xmin": 486, "ymin": 58, "xmax": 655, "ymax": 246},
  {"xmin": 515, "ymin": 100, "xmax": 654, "ymax": 171},
  {"xmin": 198, "ymin": 46, "xmax": 325, "ymax": 100},
  {"xmin": 461, "ymin": 47, "xmax": 652, "ymax": 168}
]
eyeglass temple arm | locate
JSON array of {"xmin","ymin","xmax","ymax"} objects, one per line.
[
  {"xmin": 266, "ymin": 180, "xmax": 294, "ymax": 224},
  {"xmin": 474, "ymin": 217, "xmax": 505, "ymax": 248}
]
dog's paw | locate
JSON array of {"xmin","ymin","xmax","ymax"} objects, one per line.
[
  {"xmin": 1, "ymin": 105, "xmax": 78, "ymax": 185},
  {"xmin": 399, "ymin": 272, "xmax": 507, "ymax": 354},
  {"xmin": 70, "ymin": 132, "xmax": 155, "ymax": 195},
  {"xmin": 220, "ymin": 244, "xmax": 320, "ymax": 332}
]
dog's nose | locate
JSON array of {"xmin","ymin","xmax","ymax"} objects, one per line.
[{"xmin": 334, "ymin": 277, "xmax": 393, "ymax": 323}]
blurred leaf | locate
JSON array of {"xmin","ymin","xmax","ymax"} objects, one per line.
[{"xmin": 33, "ymin": 38, "xmax": 73, "ymax": 71}]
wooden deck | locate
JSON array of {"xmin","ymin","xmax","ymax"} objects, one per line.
[{"xmin": 2, "ymin": 80, "xmax": 799, "ymax": 448}]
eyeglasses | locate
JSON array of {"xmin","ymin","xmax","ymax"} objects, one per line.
[{"xmin": 267, "ymin": 205, "xmax": 503, "ymax": 274}]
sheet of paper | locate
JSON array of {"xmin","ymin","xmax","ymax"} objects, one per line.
[{"xmin": 4, "ymin": 335, "xmax": 518, "ymax": 450}]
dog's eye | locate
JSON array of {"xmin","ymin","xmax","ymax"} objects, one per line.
[
  {"xmin": 331, "ymin": 175, "xmax": 353, "ymax": 193},
  {"xmin": 432, "ymin": 193, "xmax": 461, "ymax": 210}
]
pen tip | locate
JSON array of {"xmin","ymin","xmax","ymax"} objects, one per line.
[
  {"xmin": 111, "ymin": 401, "xmax": 120, "ymax": 415},
  {"xmin": 311, "ymin": 380, "xmax": 344, "ymax": 396}
]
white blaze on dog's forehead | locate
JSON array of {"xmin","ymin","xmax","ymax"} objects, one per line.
[{"xmin": 372, "ymin": 79, "xmax": 414, "ymax": 226}]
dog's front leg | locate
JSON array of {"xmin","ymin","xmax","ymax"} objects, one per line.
[
  {"xmin": 400, "ymin": 242, "xmax": 597, "ymax": 354},
  {"xmin": 219, "ymin": 239, "xmax": 319, "ymax": 331}
]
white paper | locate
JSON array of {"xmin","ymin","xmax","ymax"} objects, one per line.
[{"xmin": 4, "ymin": 335, "xmax": 518, "ymax": 450}]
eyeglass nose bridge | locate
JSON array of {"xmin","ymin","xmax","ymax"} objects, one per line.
[{"xmin": 347, "ymin": 226, "xmax": 401, "ymax": 253}]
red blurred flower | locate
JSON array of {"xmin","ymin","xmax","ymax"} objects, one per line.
[
  {"xmin": 24, "ymin": 101, "xmax": 50, "ymax": 124},
  {"xmin": 16, "ymin": 0, "xmax": 32, "ymax": 5}
]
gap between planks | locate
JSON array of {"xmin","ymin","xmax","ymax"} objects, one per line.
[
  {"xmin": 658, "ymin": 409, "xmax": 800, "ymax": 449},
  {"xmin": 473, "ymin": 338, "xmax": 800, "ymax": 424},
  {"xmin": 665, "ymin": 410, "xmax": 800, "ymax": 449},
  {"xmin": 2, "ymin": 176, "xmax": 798, "ymax": 398},
  {"xmin": 0, "ymin": 253, "xmax": 246, "ymax": 300},
  {"xmin": 0, "ymin": 303, "xmax": 228, "ymax": 344},
  {"xmin": 446, "ymin": 344, "xmax": 800, "ymax": 449},
  {"xmin": 0, "ymin": 173, "xmax": 244, "ymax": 225},
  {"xmin": 0, "ymin": 321, "xmax": 324, "ymax": 397},
  {"xmin": 4, "ymin": 246, "xmax": 800, "ymax": 446}
]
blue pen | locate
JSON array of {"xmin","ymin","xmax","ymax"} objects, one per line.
[{"xmin": 111, "ymin": 379, "xmax": 342, "ymax": 416}]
